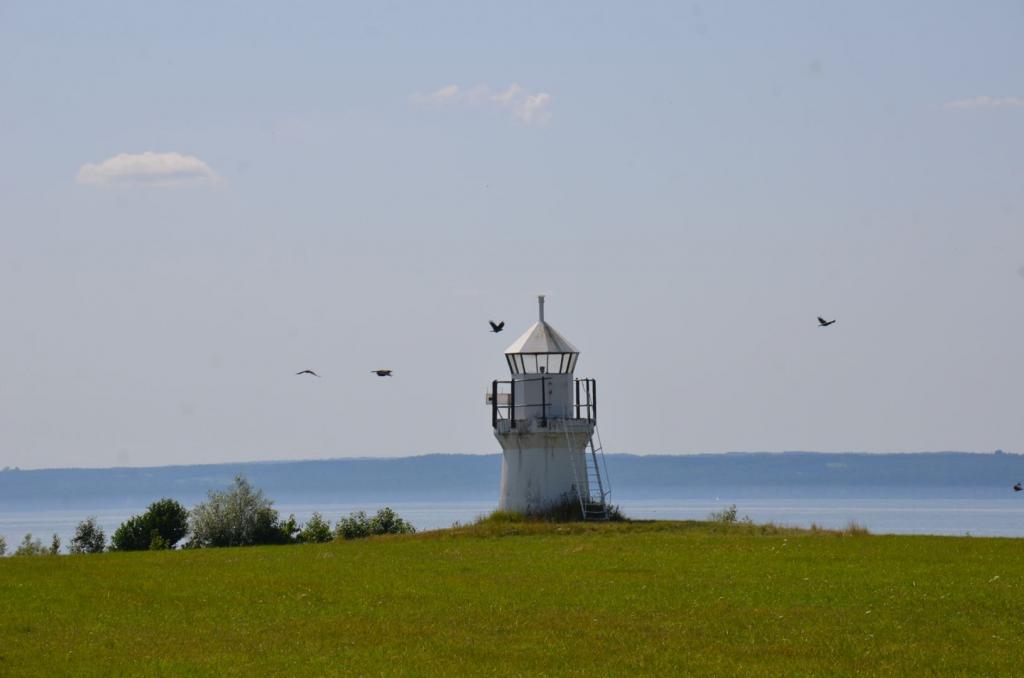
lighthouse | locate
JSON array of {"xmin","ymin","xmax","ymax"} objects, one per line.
[{"xmin": 488, "ymin": 296, "xmax": 610, "ymax": 519}]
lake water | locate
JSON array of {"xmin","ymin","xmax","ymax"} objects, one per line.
[{"xmin": 3, "ymin": 487, "xmax": 1023, "ymax": 549}]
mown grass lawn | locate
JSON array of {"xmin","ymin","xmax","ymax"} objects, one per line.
[{"xmin": 1, "ymin": 520, "xmax": 1022, "ymax": 676}]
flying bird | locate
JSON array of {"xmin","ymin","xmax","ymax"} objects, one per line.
[
  {"xmin": 1014, "ymin": 482, "xmax": 1022, "ymax": 492},
  {"xmin": 817, "ymin": 316, "xmax": 836, "ymax": 327},
  {"xmin": 372, "ymin": 369, "xmax": 393, "ymax": 377},
  {"xmin": 489, "ymin": 321, "xmax": 505, "ymax": 333},
  {"xmin": 296, "ymin": 370, "xmax": 320, "ymax": 377}
]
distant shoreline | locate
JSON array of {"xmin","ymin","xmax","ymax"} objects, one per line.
[
  {"xmin": 2, "ymin": 451, "xmax": 1022, "ymax": 512},
  {"xmin": 3, "ymin": 448, "xmax": 1019, "ymax": 474}
]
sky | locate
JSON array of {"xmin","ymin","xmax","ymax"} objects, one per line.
[{"xmin": 1, "ymin": 1, "xmax": 1023, "ymax": 469}]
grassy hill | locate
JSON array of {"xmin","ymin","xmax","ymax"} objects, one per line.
[{"xmin": 2, "ymin": 519, "xmax": 1022, "ymax": 675}]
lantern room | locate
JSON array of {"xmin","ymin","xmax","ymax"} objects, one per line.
[{"xmin": 503, "ymin": 295, "xmax": 579, "ymax": 375}]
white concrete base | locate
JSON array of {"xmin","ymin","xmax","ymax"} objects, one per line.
[{"xmin": 494, "ymin": 419, "xmax": 594, "ymax": 513}]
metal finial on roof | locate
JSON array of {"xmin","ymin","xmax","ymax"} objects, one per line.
[{"xmin": 505, "ymin": 295, "xmax": 579, "ymax": 355}]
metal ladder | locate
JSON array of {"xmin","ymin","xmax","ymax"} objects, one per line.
[
  {"xmin": 565, "ymin": 422, "xmax": 611, "ymax": 520},
  {"xmin": 583, "ymin": 425, "xmax": 611, "ymax": 520}
]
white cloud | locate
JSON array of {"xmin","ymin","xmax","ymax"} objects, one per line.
[
  {"xmin": 415, "ymin": 84, "xmax": 461, "ymax": 104},
  {"xmin": 514, "ymin": 92, "xmax": 553, "ymax": 126},
  {"xmin": 75, "ymin": 151, "xmax": 222, "ymax": 188},
  {"xmin": 412, "ymin": 83, "xmax": 553, "ymax": 126},
  {"xmin": 491, "ymin": 84, "xmax": 525, "ymax": 106},
  {"xmin": 943, "ymin": 96, "xmax": 1024, "ymax": 110}
]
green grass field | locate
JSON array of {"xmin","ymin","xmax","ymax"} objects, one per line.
[{"xmin": 2, "ymin": 519, "xmax": 1022, "ymax": 676}]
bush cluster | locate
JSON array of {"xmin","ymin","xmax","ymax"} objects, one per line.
[
  {"xmin": 335, "ymin": 507, "xmax": 416, "ymax": 540},
  {"xmin": 3, "ymin": 475, "xmax": 416, "ymax": 556},
  {"xmin": 6, "ymin": 533, "xmax": 63, "ymax": 556},
  {"xmin": 13, "ymin": 534, "xmax": 51, "ymax": 556},
  {"xmin": 188, "ymin": 478, "xmax": 416, "ymax": 546}
]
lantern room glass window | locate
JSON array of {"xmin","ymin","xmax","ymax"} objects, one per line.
[{"xmin": 506, "ymin": 353, "xmax": 578, "ymax": 375}]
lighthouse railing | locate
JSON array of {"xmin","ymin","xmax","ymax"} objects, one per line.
[{"xmin": 490, "ymin": 377, "xmax": 597, "ymax": 428}]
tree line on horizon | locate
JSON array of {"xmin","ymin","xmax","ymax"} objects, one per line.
[{"xmin": 0, "ymin": 475, "xmax": 415, "ymax": 557}]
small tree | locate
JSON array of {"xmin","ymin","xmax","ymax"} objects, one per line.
[
  {"xmin": 143, "ymin": 498, "xmax": 189, "ymax": 547},
  {"xmin": 49, "ymin": 534, "xmax": 61, "ymax": 555},
  {"xmin": 298, "ymin": 512, "xmax": 332, "ymax": 544},
  {"xmin": 0, "ymin": 535, "xmax": 6, "ymax": 556},
  {"xmin": 111, "ymin": 516, "xmax": 149, "ymax": 551},
  {"xmin": 369, "ymin": 507, "xmax": 415, "ymax": 536},
  {"xmin": 14, "ymin": 533, "xmax": 47, "ymax": 556},
  {"xmin": 189, "ymin": 475, "xmax": 293, "ymax": 547},
  {"xmin": 69, "ymin": 517, "xmax": 106, "ymax": 554},
  {"xmin": 335, "ymin": 511, "xmax": 371, "ymax": 540},
  {"xmin": 111, "ymin": 498, "xmax": 189, "ymax": 551}
]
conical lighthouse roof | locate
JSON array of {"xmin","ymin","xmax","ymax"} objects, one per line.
[
  {"xmin": 504, "ymin": 320, "xmax": 579, "ymax": 354},
  {"xmin": 504, "ymin": 295, "xmax": 579, "ymax": 354}
]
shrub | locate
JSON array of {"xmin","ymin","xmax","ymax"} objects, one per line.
[
  {"xmin": 335, "ymin": 511, "xmax": 371, "ymax": 540},
  {"xmin": 189, "ymin": 476, "xmax": 294, "ymax": 548},
  {"xmin": 111, "ymin": 498, "xmax": 189, "ymax": 551},
  {"xmin": 49, "ymin": 533, "xmax": 61, "ymax": 555},
  {"xmin": 270, "ymin": 513, "xmax": 300, "ymax": 545},
  {"xmin": 335, "ymin": 508, "xmax": 416, "ymax": 540},
  {"xmin": 604, "ymin": 504, "xmax": 627, "ymax": 521},
  {"xmin": 298, "ymin": 512, "xmax": 332, "ymax": 544},
  {"xmin": 708, "ymin": 505, "xmax": 739, "ymax": 524},
  {"xmin": 143, "ymin": 498, "xmax": 189, "ymax": 546},
  {"xmin": 14, "ymin": 533, "xmax": 47, "ymax": 556},
  {"xmin": 0, "ymin": 535, "xmax": 6, "ymax": 556},
  {"xmin": 111, "ymin": 516, "xmax": 149, "ymax": 551},
  {"xmin": 369, "ymin": 507, "xmax": 416, "ymax": 536},
  {"xmin": 69, "ymin": 517, "xmax": 106, "ymax": 554}
]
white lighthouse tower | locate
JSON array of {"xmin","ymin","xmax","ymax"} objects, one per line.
[{"xmin": 488, "ymin": 296, "xmax": 610, "ymax": 519}]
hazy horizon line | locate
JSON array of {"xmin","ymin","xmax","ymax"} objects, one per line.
[{"xmin": 3, "ymin": 449, "xmax": 1018, "ymax": 473}]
